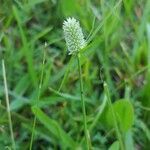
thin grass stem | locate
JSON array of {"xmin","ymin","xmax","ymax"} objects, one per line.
[
  {"xmin": 80, "ymin": 95, "xmax": 107, "ymax": 145},
  {"xmin": 58, "ymin": 55, "xmax": 74, "ymax": 92},
  {"xmin": 29, "ymin": 45, "xmax": 46, "ymax": 150},
  {"xmin": 77, "ymin": 53, "xmax": 91, "ymax": 150},
  {"xmin": 104, "ymin": 82, "xmax": 124, "ymax": 150},
  {"xmin": 2, "ymin": 59, "xmax": 16, "ymax": 150}
]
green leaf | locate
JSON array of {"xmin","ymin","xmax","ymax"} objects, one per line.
[
  {"xmin": 106, "ymin": 99, "xmax": 134, "ymax": 132},
  {"xmin": 32, "ymin": 106, "xmax": 76, "ymax": 148},
  {"xmin": 108, "ymin": 141, "xmax": 119, "ymax": 150}
]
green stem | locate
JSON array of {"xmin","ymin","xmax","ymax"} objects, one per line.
[
  {"xmin": 2, "ymin": 60, "xmax": 16, "ymax": 150},
  {"xmin": 58, "ymin": 55, "xmax": 74, "ymax": 92},
  {"xmin": 29, "ymin": 47, "xmax": 46, "ymax": 150},
  {"xmin": 80, "ymin": 95, "xmax": 107, "ymax": 145},
  {"xmin": 89, "ymin": 95, "xmax": 107, "ymax": 131},
  {"xmin": 77, "ymin": 53, "xmax": 91, "ymax": 150},
  {"xmin": 104, "ymin": 82, "xmax": 124, "ymax": 150},
  {"xmin": 29, "ymin": 117, "xmax": 37, "ymax": 150}
]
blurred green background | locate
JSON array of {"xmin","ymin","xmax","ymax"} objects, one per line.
[{"xmin": 0, "ymin": 0, "xmax": 150, "ymax": 149}]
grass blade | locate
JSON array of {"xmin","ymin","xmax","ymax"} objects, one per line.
[
  {"xmin": 32, "ymin": 106, "xmax": 76, "ymax": 148},
  {"xmin": 2, "ymin": 60, "xmax": 16, "ymax": 150}
]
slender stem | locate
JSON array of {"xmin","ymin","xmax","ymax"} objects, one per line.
[
  {"xmin": 80, "ymin": 95, "xmax": 107, "ymax": 145},
  {"xmin": 77, "ymin": 53, "xmax": 91, "ymax": 150},
  {"xmin": 29, "ymin": 46, "xmax": 46, "ymax": 150},
  {"xmin": 2, "ymin": 59, "xmax": 16, "ymax": 150},
  {"xmin": 89, "ymin": 95, "xmax": 107, "ymax": 131},
  {"xmin": 29, "ymin": 117, "xmax": 37, "ymax": 150},
  {"xmin": 104, "ymin": 82, "xmax": 124, "ymax": 150},
  {"xmin": 139, "ymin": 105, "xmax": 150, "ymax": 111},
  {"xmin": 58, "ymin": 55, "xmax": 74, "ymax": 92}
]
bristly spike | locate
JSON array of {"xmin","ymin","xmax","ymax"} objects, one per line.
[{"xmin": 63, "ymin": 17, "xmax": 86, "ymax": 55}]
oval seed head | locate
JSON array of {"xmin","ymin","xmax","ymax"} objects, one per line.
[{"xmin": 63, "ymin": 17, "xmax": 86, "ymax": 55}]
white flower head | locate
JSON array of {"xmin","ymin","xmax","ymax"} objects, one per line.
[{"xmin": 63, "ymin": 17, "xmax": 86, "ymax": 55}]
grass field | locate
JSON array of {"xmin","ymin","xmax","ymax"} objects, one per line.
[{"xmin": 0, "ymin": 0, "xmax": 150, "ymax": 149}]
